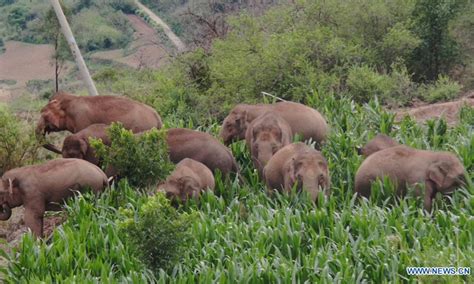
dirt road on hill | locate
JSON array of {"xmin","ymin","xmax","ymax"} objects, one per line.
[
  {"xmin": 395, "ymin": 94, "xmax": 474, "ymax": 125},
  {"xmin": 91, "ymin": 15, "xmax": 169, "ymax": 69},
  {"xmin": 135, "ymin": 0, "xmax": 187, "ymax": 52}
]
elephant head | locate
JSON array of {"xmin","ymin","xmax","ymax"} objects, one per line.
[
  {"xmin": 0, "ymin": 177, "xmax": 20, "ymax": 221},
  {"xmin": 252, "ymin": 131, "xmax": 282, "ymax": 173},
  {"xmin": 62, "ymin": 136, "xmax": 88, "ymax": 159},
  {"xmin": 220, "ymin": 108, "xmax": 249, "ymax": 145},
  {"xmin": 284, "ymin": 153, "xmax": 330, "ymax": 202},
  {"xmin": 36, "ymin": 99, "xmax": 67, "ymax": 138},
  {"xmin": 249, "ymin": 114, "xmax": 292, "ymax": 174},
  {"xmin": 427, "ymin": 154, "xmax": 467, "ymax": 195},
  {"xmin": 158, "ymin": 176, "xmax": 201, "ymax": 203}
]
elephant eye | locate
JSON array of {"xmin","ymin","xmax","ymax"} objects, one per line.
[
  {"xmin": 272, "ymin": 145, "xmax": 279, "ymax": 153},
  {"xmin": 319, "ymin": 174, "xmax": 325, "ymax": 183}
]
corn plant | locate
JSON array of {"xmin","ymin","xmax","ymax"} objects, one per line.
[{"xmin": 2, "ymin": 94, "xmax": 473, "ymax": 283}]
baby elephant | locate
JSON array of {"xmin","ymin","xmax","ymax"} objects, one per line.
[
  {"xmin": 264, "ymin": 143, "xmax": 330, "ymax": 202},
  {"xmin": 358, "ymin": 134, "xmax": 399, "ymax": 157},
  {"xmin": 355, "ymin": 145, "xmax": 467, "ymax": 211},
  {"xmin": 158, "ymin": 158, "xmax": 215, "ymax": 203},
  {"xmin": 61, "ymin": 124, "xmax": 110, "ymax": 165},
  {"xmin": 245, "ymin": 112, "xmax": 293, "ymax": 176},
  {"xmin": 0, "ymin": 159, "xmax": 108, "ymax": 237}
]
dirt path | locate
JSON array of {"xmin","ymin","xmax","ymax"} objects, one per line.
[
  {"xmin": 0, "ymin": 41, "xmax": 56, "ymax": 88},
  {"xmin": 91, "ymin": 15, "xmax": 168, "ymax": 68},
  {"xmin": 135, "ymin": 0, "xmax": 187, "ymax": 52},
  {"xmin": 395, "ymin": 95, "xmax": 474, "ymax": 125}
]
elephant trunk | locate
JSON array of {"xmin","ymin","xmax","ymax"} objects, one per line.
[
  {"xmin": 302, "ymin": 176, "xmax": 320, "ymax": 202},
  {"xmin": 36, "ymin": 117, "xmax": 46, "ymax": 138},
  {"xmin": 43, "ymin": 143, "xmax": 62, "ymax": 154},
  {"xmin": 36, "ymin": 117, "xmax": 62, "ymax": 154},
  {"xmin": 257, "ymin": 146, "xmax": 273, "ymax": 171},
  {"xmin": 0, "ymin": 204, "xmax": 12, "ymax": 221}
]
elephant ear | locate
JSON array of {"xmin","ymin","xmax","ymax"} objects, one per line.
[
  {"xmin": 236, "ymin": 110, "xmax": 248, "ymax": 129},
  {"xmin": 79, "ymin": 139, "xmax": 89, "ymax": 156},
  {"xmin": 47, "ymin": 100, "xmax": 65, "ymax": 128},
  {"xmin": 428, "ymin": 162, "xmax": 448, "ymax": 189},
  {"xmin": 178, "ymin": 176, "xmax": 197, "ymax": 191},
  {"xmin": 284, "ymin": 158, "xmax": 297, "ymax": 189}
]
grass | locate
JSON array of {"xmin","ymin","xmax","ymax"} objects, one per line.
[
  {"xmin": 0, "ymin": 80, "xmax": 16, "ymax": 86},
  {"xmin": 1, "ymin": 93, "xmax": 473, "ymax": 282}
]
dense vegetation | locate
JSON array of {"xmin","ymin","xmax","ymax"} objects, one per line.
[
  {"xmin": 1, "ymin": 95, "xmax": 473, "ymax": 282},
  {"xmin": 0, "ymin": 0, "xmax": 473, "ymax": 282},
  {"xmin": 0, "ymin": 0, "xmax": 135, "ymax": 52},
  {"xmin": 95, "ymin": 0, "xmax": 473, "ymax": 125}
]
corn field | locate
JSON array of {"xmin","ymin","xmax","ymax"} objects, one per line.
[{"xmin": 1, "ymin": 93, "xmax": 473, "ymax": 283}]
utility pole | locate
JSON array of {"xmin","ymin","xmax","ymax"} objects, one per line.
[{"xmin": 49, "ymin": 0, "xmax": 99, "ymax": 96}]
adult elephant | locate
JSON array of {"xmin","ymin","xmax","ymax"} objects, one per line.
[
  {"xmin": 0, "ymin": 159, "xmax": 108, "ymax": 237},
  {"xmin": 264, "ymin": 142, "xmax": 330, "ymax": 202},
  {"xmin": 36, "ymin": 92, "xmax": 162, "ymax": 152},
  {"xmin": 355, "ymin": 145, "xmax": 467, "ymax": 211},
  {"xmin": 220, "ymin": 101, "xmax": 328, "ymax": 147},
  {"xmin": 55, "ymin": 124, "xmax": 239, "ymax": 176}
]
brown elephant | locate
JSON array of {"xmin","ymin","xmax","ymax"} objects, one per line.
[
  {"xmin": 355, "ymin": 145, "xmax": 467, "ymax": 211},
  {"xmin": 167, "ymin": 128, "xmax": 239, "ymax": 176},
  {"xmin": 54, "ymin": 125, "xmax": 239, "ymax": 176},
  {"xmin": 0, "ymin": 159, "xmax": 108, "ymax": 237},
  {"xmin": 61, "ymin": 124, "xmax": 111, "ymax": 165},
  {"xmin": 158, "ymin": 158, "xmax": 215, "ymax": 203},
  {"xmin": 245, "ymin": 112, "xmax": 293, "ymax": 176},
  {"xmin": 358, "ymin": 134, "xmax": 399, "ymax": 157},
  {"xmin": 263, "ymin": 143, "xmax": 330, "ymax": 202},
  {"xmin": 36, "ymin": 92, "xmax": 162, "ymax": 150},
  {"xmin": 220, "ymin": 101, "xmax": 328, "ymax": 147}
]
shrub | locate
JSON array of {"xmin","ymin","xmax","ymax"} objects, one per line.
[
  {"xmin": 410, "ymin": 0, "xmax": 465, "ymax": 81},
  {"xmin": 346, "ymin": 65, "xmax": 394, "ymax": 103},
  {"xmin": 381, "ymin": 23, "xmax": 421, "ymax": 67},
  {"xmin": 71, "ymin": 7, "xmax": 134, "ymax": 51},
  {"xmin": 119, "ymin": 193, "xmax": 195, "ymax": 274},
  {"xmin": 420, "ymin": 75, "xmax": 462, "ymax": 102},
  {"xmin": 0, "ymin": 106, "xmax": 40, "ymax": 175},
  {"xmin": 90, "ymin": 123, "xmax": 174, "ymax": 188}
]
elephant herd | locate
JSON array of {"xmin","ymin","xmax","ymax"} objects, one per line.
[{"xmin": 0, "ymin": 92, "xmax": 468, "ymax": 237}]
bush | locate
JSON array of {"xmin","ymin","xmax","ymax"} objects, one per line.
[
  {"xmin": 119, "ymin": 193, "xmax": 195, "ymax": 274},
  {"xmin": 420, "ymin": 75, "xmax": 462, "ymax": 102},
  {"xmin": 72, "ymin": 8, "xmax": 133, "ymax": 51},
  {"xmin": 346, "ymin": 65, "xmax": 394, "ymax": 103},
  {"xmin": 109, "ymin": 0, "xmax": 137, "ymax": 14},
  {"xmin": 90, "ymin": 123, "xmax": 174, "ymax": 188},
  {"xmin": 0, "ymin": 106, "xmax": 40, "ymax": 175}
]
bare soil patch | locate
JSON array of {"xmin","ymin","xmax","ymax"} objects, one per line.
[
  {"xmin": 91, "ymin": 15, "xmax": 168, "ymax": 69},
  {"xmin": 0, "ymin": 207, "xmax": 65, "ymax": 270},
  {"xmin": 0, "ymin": 41, "xmax": 56, "ymax": 88},
  {"xmin": 395, "ymin": 94, "xmax": 474, "ymax": 125}
]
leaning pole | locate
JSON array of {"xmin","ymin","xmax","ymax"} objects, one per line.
[{"xmin": 49, "ymin": 0, "xmax": 99, "ymax": 96}]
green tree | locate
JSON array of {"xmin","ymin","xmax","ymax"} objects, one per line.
[
  {"xmin": 410, "ymin": 0, "xmax": 466, "ymax": 81},
  {"xmin": 40, "ymin": 6, "xmax": 72, "ymax": 92}
]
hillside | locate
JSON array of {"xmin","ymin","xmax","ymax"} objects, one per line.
[
  {"xmin": 0, "ymin": 0, "xmax": 176, "ymax": 105},
  {"xmin": 0, "ymin": 0, "xmax": 473, "ymax": 283}
]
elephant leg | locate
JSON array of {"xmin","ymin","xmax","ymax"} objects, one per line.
[
  {"xmin": 46, "ymin": 203, "xmax": 63, "ymax": 211},
  {"xmin": 24, "ymin": 204, "xmax": 45, "ymax": 238},
  {"xmin": 423, "ymin": 182, "xmax": 436, "ymax": 213}
]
